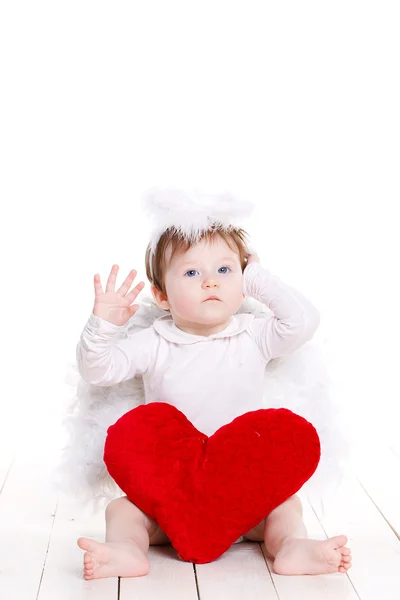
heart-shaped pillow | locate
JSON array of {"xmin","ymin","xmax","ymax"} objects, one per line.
[{"xmin": 104, "ymin": 402, "xmax": 320, "ymax": 564}]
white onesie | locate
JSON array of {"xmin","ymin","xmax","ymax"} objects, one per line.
[{"xmin": 76, "ymin": 262, "xmax": 320, "ymax": 437}]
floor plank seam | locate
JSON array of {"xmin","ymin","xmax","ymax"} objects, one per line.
[
  {"xmin": 259, "ymin": 542, "xmax": 281, "ymax": 599},
  {"xmin": 309, "ymin": 499, "xmax": 362, "ymax": 600},
  {"xmin": 356, "ymin": 477, "xmax": 400, "ymax": 542},
  {"xmin": 193, "ymin": 563, "xmax": 201, "ymax": 600},
  {"xmin": 0, "ymin": 455, "xmax": 16, "ymax": 497},
  {"xmin": 35, "ymin": 497, "xmax": 58, "ymax": 600}
]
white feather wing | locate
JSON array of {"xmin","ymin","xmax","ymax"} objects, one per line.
[{"xmin": 53, "ymin": 295, "xmax": 350, "ymax": 517}]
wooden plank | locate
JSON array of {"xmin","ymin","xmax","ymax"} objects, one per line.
[
  {"xmin": 388, "ymin": 442, "xmax": 400, "ymax": 460},
  {"xmin": 0, "ymin": 453, "xmax": 14, "ymax": 495},
  {"xmin": 195, "ymin": 541, "xmax": 278, "ymax": 600},
  {"xmin": 308, "ymin": 475, "xmax": 400, "ymax": 600},
  {"xmin": 120, "ymin": 545, "xmax": 199, "ymax": 599},
  {"xmin": 355, "ymin": 446, "xmax": 400, "ymax": 539},
  {"xmin": 0, "ymin": 423, "xmax": 117, "ymax": 599},
  {"xmin": 0, "ymin": 453, "xmax": 58, "ymax": 600},
  {"xmin": 37, "ymin": 494, "xmax": 118, "ymax": 600},
  {"xmin": 261, "ymin": 491, "xmax": 358, "ymax": 600},
  {"xmin": 0, "ymin": 425, "xmax": 16, "ymax": 494}
]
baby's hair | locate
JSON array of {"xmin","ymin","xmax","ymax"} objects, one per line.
[{"xmin": 145, "ymin": 225, "xmax": 251, "ymax": 297}]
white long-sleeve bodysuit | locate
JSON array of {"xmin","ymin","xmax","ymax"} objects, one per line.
[{"xmin": 76, "ymin": 263, "xmax": 321, "ymax": 437}]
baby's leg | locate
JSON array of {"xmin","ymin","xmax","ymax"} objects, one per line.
[
  {"xmin": 264, "ymin": 495, "xmax": 352, "ymax": 575},
  {"xmin": 77, "ymin": 496, "xmax": 167, "ymax": 580}
]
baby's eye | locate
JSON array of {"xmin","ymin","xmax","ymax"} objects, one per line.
[{"xmin": 184, "ymin": 266, "xmax": 231, "ymax": 277}]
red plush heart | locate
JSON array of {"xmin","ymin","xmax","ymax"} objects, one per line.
[{"xmin": 104, "ymin": 402, "xmax": 320, "ymax": 564}]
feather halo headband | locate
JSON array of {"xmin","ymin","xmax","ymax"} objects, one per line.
[{"xmin": 140, "ymin": 187, "xmax": 256, "ymax": 259}]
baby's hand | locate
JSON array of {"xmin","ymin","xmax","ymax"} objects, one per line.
[{"xmin": 92, "ymin": 265, "xmax": 145, "ymax": 326}]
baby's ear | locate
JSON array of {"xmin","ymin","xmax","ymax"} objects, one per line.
[{"xmin": 150, "ymin": 284, "xmax": 161, "ymax": 305}]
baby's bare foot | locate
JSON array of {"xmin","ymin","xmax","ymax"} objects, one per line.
[
  {"xmin": 77, "ymin": 537, "xmax": 150, "ymax": 580},
  {"xmin": 273, "ymin": 535, "xmax": 352, "ymax": 576}
]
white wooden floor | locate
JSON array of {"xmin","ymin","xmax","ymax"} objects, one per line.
[{"xmin": 1, "ymin": 432, "xmax": 400, "ymax": 600}]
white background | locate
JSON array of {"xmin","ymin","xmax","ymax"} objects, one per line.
[{"xmin": 1, "ymin": 1, "xmax": 399, "ymax": 457}]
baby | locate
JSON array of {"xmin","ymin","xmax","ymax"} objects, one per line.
[{"xmin": 76, "ymin": 225, "xmax": 352, "ymax": 579}]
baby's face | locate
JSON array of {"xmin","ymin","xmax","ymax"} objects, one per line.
[{"xmin": 154, "ymin": 236, "xmax": 246, "ymax": 336}]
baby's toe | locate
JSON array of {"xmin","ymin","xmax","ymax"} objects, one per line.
[
  {"xmin": 342, "ymin": 555, "xmax": 352, "ymax": 563},
  {"xmin": 83, "ymin": 552, "xmax": 95, "ymax": 575},
  {"xmin": 84, "ymin": 567, "xmax": 93, "ymax": 578}
]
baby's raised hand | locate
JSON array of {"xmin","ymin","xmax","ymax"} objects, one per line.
[{"xmin": 92, "ymin": 265, "xmax": 145, "ymax": 326}]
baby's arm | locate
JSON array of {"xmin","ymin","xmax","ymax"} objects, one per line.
[
  {"xmin": 244, "ymin": 262, "xmax": 320, "ymax": 361},
  {"xmin": 76, "ymin": 313, "xmax": 157, "ymax": 386}
]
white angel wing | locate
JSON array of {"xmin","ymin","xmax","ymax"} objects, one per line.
[{"xmin": 52, "ymin": 294, "xmax": 350, "ymax": 517}]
